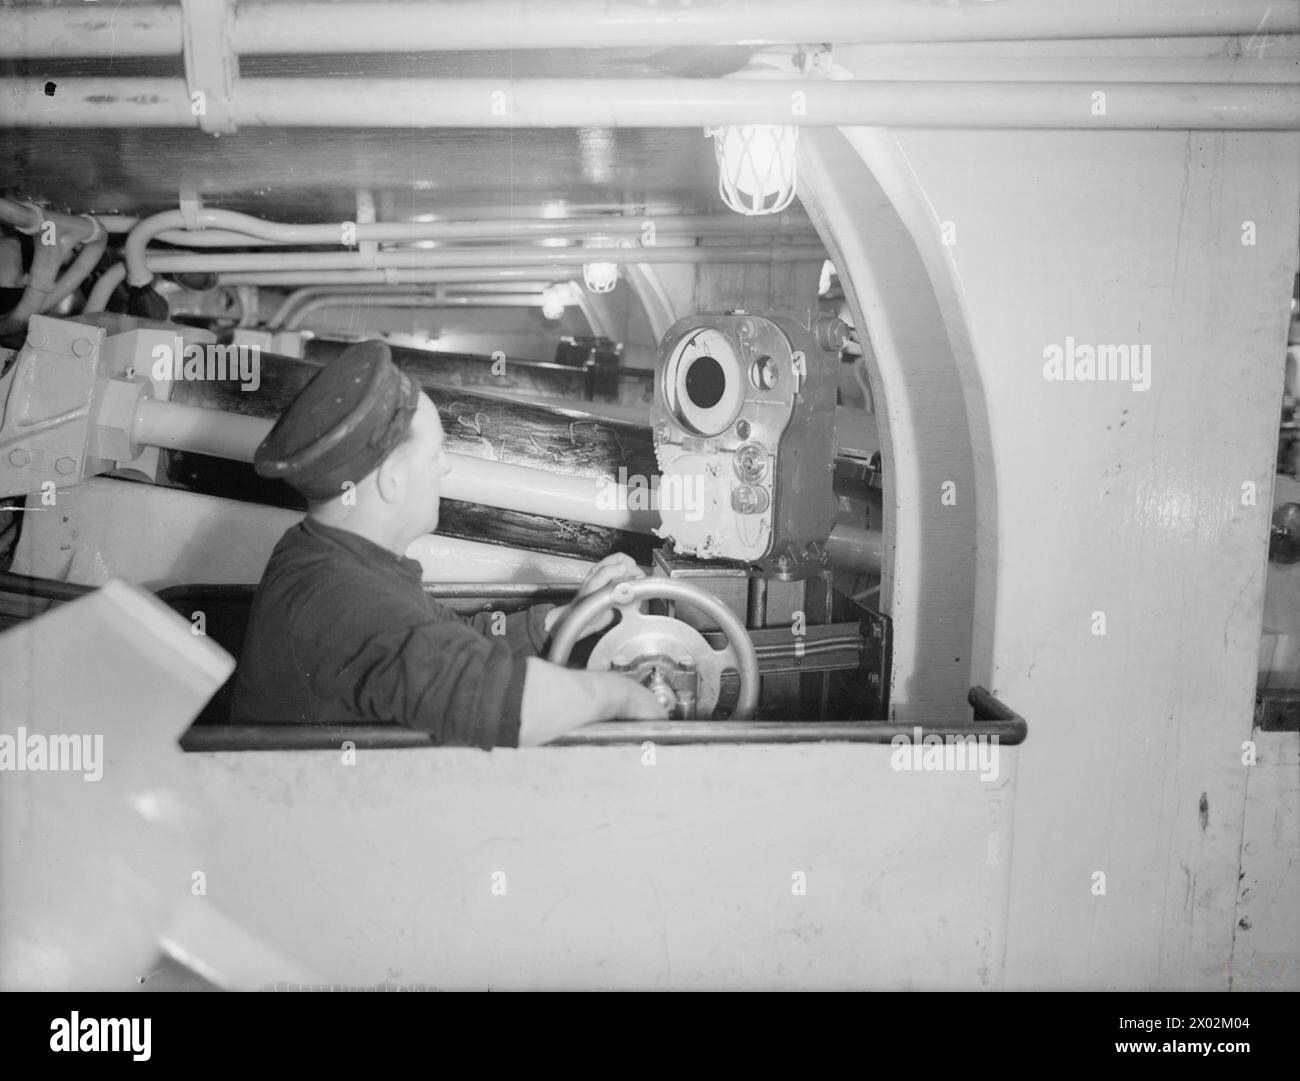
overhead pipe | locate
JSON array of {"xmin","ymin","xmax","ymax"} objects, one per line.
[
  {"xmin": 121, "ymin": 207, "xmax": 817, "ymax": 287},
  {"xmin": 96, "ymin": 211, "xmax": 814, "ymax": 250},
  {"xmin": 268, "ymin": 281, "xmax": 567, "ymax": 326},
  {"xmin": 0, "ymin": 199, "xmax": 101, "ymax": 244},
  {"xmin": 282, "ymin": 293, "xmax": 550, "ymax": 329},
  {"xmin": 5, "ymin": 77, "xmax": 1297, "ymax": 130},
  {"xmin": 130, "ymin": 398, "xmax": 660, "ymax": 534},
  {"xmin": 1, "ymin": 1, "xmax": 1290, "ymax": 58},
  {"xmin": 219, "ymin": 268, "xmax": 588, "ymax": 287},
  {"xmin": 137, "ymin": 244, "xmax": 828, "ymax": 280},
  {"xmin": 182, "ymin": 214, "xmax": 811, "ymax": 245}
]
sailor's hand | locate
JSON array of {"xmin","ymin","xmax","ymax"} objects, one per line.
[
  {"xmin": 576, "ymin": 552, "xmax": 643, "ymax": 600},
  {"xmin": 620, "ymin": 679, "xmax": 671, "ymax": 720},
  {"xmin": 545, "ymin": 553, "xmax": 645, "ymax": 636}
]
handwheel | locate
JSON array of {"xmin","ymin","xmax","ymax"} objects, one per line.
[{"xmin": 546, "ymin": 577, "xmax": 760, "ymax": 720}]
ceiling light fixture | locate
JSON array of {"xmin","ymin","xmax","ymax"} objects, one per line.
[
  {"xmin": 541, "ymin": 282, "xmax": 569, "ymax": 320},
  {"xmin": 582, "ymin": 237, "xmax": 620, "ymax": 294},
  {"xmin": 709, "ymin": 124, "xmax": 799, "ymax": 216}
]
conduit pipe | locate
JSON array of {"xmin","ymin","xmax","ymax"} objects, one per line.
[
  {"xmin": 40, "ymin": 230, "xmax": 108, "ymax": 314},
  {"xmin": 282, "ymin": 293, "xmax": 548, "ymax": 329},
  {"xmin": 0, "ymin": 200, "xmax": 105, "ymax": 327},
  {"xmin": 137, "ymin": 244, "xmax": 827, "ymax": 282},
  {"xmin": 5, "ymin": 77, "xmax": 1297, "ymax": 130},
  {"xmin": 0, "ymin": 237, "xmax": 69, "ymax": 330},
  {"xmin": 1, "ymin": 0, "xmax": 1289, "ymax": 58},
  {"xmin": 220, "ymin": 269, "xmax": 586, "ymax": 288},
  {"xmin": 97, "ymin": 212, "xmax": 814, "ymax": 254},
  {"xmin": 0, "ymin": 199, "xmax": 99, "ymax": 243},
  {"xmin": 122, "ymin": 206, "xmax": 816, "ymax": 287},
  {"xmin": 1, "ymin": 226, "xmax": 104, "ymax": 332},
  {"xmin": 84, "ymin": 263, "xmax": 126, "ymax": 314},
  {"xmin": 269, "ymin": 281, "xmax": 568, "ymax": 326}
]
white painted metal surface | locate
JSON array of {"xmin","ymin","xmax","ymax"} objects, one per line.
[
  {"xmin": 183, "ymin": 743, "xmax": 1016, "ymax": 989},
  {"xmin": 1, "ymin": 1, "xmax": 1287, "ymax": 58},
  {"xmin": 7, "ymin": 77, "xmax": 1297, "ymax": 130},
  {"xmin": 854, "ymin": 117, "xmax": 1300, "ymax": 987},
  {"xmin": 1231, "ymin": 732, "xmax": 1300, "ymax": 989},
  {"xmin": 0, "ymin": 582, "xmax": 231, "ymax": 990}
]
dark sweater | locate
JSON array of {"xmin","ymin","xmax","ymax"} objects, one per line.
[{"xmin": 230, "ymin": 517, "xmax": 554, "ymax": 748}]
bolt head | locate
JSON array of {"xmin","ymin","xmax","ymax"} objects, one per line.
[
  {"xmin": 71, "ymin": 337, "xmax": 94, "ymax": 357},
  {"xmin": 54, "ymin": 456, "xmax": 77, "ymax": 475},
  {"xmin": 8, "ymin": 448, "xmax": 31, "ymax": 467}
]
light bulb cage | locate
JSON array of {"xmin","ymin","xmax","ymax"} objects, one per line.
[
  {"xmin": 710, "ymin": 124, "xmax": 799, "ymax": 217},
  {"xmin": 582, "ymin": 260, "xmax": 619, "ymax": 294},
  {"xmin": 541, "ymin": 282, "xmax": 570, "ymax": 320}
]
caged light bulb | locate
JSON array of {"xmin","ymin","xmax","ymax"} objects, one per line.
[{"xmin": 710, "ymin": 124, "xmax": 799, "ymax": 216}]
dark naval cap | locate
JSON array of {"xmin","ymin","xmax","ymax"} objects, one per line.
[{"xmin": 253, "ymin": 340, "xmax": 420, "ymax": 501}]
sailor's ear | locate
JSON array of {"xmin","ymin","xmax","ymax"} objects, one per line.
[{"xmin": 374, "ymin": 445, "xmax": 408, "ymax": 503}]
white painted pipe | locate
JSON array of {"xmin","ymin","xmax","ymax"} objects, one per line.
[
  {"xmin": 84, "ymin": 262, "xmax": 126, "ymax": 313},
  {"xmin": 6, "ymin": 77, "xmax": 1297, "ymax": 130},
  {"xmin": 140, "ymin": 245, "xmax": 827, "ymax": 280},
  {"xmin": 0, "ymin": 198, "xmax": 100, "ymax": 243},
  {"xmin": 282, "ymin": 293, "xmax": 548, "ymax": 329},
  {"xmin": 99, "ymin": 211, "xmax": 812, "ymax": 242},
  {"xmin": 124, "ymin": 210, "xmax": 815, "ymax": 283},
  {"xmin": 132, "ymin": 398, "xmax": 275, "ymax": 464},
  {"xmin": 1, "ymin": 1, "xmax": 1290, "ymax": 58},
  {"xmin": 220, "ymin": 268, "xmax": 584, "ymax": 287},
  {"xmin": 122, "ymin": 207, "xmax": 816, "ymax": 284},
  {"xmin": 269, "ymin": 282, "xmax": 564, "ymax": 327},
  {"xmin": 130, "ymin": 398, "xmax": 659, "ymax": 533}
]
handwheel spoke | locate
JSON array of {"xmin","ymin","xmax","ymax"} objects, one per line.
[
  {"xmin": 613, "ymin": 600, "xmax": 647, "ymax": 631},
  {"xmin": 548, "ymin": 575, "xmax": 759, "ymax": 720},
  {"xmin": 712, "ymin": 643, "xmax": 741, "ymax": 673}
]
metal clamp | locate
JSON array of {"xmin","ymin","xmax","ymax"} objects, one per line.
[{"xmin": 181, "ymin": 0, "xmax": 237, "ymax": 135}]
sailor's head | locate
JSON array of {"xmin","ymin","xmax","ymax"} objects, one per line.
[{"xmin": 254, "ymin": 340, "xmax": 452, "ymax": 537}]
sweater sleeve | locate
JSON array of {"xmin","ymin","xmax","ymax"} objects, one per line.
[
  {"xmin": 464, "ymin": 604, "xmax": 557, "ymax": 660},
  {"xmin": 333, "ymin": 619, "xmax": 529, "ymax": 748}
]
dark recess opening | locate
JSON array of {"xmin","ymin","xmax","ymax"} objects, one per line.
[{"xmin": 685, "ymin": 355, "xmax": 726, "ymax": 410}]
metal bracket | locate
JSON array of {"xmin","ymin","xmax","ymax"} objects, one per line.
[
  {"xmin": 178, "ymin": 189, "xmax": 204, "ymax": 232},
  {"xmin": 858, "ymin": 605, "xmax": 891, "ymax": 719},
  {"xmin": 1256, "ymin": 689, "xmax": 1300, "ymax": 732},
  {"xmin": 181, "ymin": 0, "xmax": 237, "ymax": 135}
]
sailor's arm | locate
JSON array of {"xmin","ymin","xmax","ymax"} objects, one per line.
[{"xmin": 517, "ymin": 657, "xmax": 668, "ymax": 746}]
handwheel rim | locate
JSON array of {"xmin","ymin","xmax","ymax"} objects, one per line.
[{"xmin": 547, "ymin": 577, "xmax": 760, "ymax": 720}]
